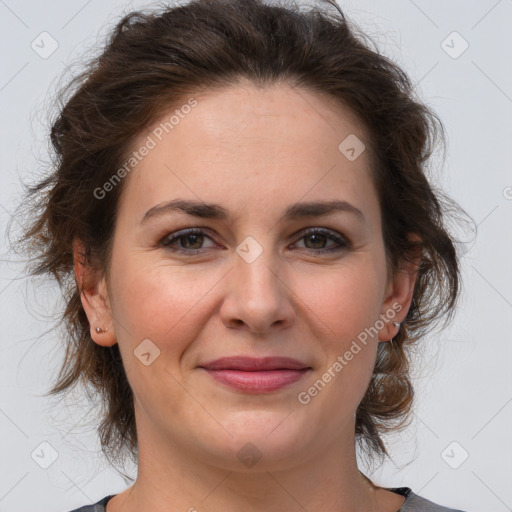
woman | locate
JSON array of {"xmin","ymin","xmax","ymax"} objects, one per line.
[{"xmin": 16, "ymin": 0, "xmax": 469, "ymax": 510}]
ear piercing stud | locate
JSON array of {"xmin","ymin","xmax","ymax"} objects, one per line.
[{"xmin": 393, "ymin": 321, "xmax": 400, "ymax": 328}]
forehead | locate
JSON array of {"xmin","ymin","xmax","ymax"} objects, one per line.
[
  {"xmin": 118, "ymin": 81, "xmax": 377, "ymax": 224},
  {"xmin": 154, "ymin": 81, "xmax": 369, "ymax": 155}
]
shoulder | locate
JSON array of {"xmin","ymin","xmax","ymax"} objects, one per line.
[
  {"xmin": 400, "ymin": 488, "xmax": 469, "ymax": 512},
  {"xmin": 64, "ymin": 494, "xmax": 115, "ymax": 512},
  {"xmin": 63, "ymin": 490, "xmax": 471, "ymax": 512}
]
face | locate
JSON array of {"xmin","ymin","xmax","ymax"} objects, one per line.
[{"xmin": 79, "ymin": 81, "xmax": 415, "ymax": 472}]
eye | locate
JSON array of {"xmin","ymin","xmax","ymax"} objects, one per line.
[
  {"xmin": 159, "ymin": 227, "xmax": 349, "ymax": 255},
  {"xmin": 292, "ymin": 228, "xmax": 349, "ymax": 254},
  {"xmin": 159, "ymin": 228, "xmax": 217, "ymax": 254}
]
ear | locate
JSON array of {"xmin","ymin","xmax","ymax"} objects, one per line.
[
  {"xmin": 73, "ymin": 238, "xmax": 117, "ymax": 347},
  {"xmin": 378, "ymin": 234, "xmax": 422, "ymax": 342}
]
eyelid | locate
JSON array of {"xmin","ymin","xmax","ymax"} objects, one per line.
[
  {"xmin": 159, "ymin": 226, "xmax": 350, "ymax": 254},
  {"xmin": 292, "ymin": 227, "xmax": 349, "ymax": 251},
  {"xmin": 159, "ymin": 227, "xmax": 218, "ymax": 250}
]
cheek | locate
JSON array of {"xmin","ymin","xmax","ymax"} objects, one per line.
[
  {"xmin": 109, "ymin": 259, "xmax": 224, "ymax": 354},
  {"xmin": 296, "ymin": 260, "xmax": 386, "ymax": 342},
  {"xmin": 295, "ymin": 276, "xmax": 380, "ymax": 429},
  {"xmin": 108, "ymin": 261, "xmax": 224, "ymax": 421},
  {"xmin": 292, "ymin": 259, "xmax": 385, "ymax": 408}
]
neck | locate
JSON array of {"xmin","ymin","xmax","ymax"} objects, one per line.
[{"xmin": 107, "ymin": 410, "xmax": 389, "ymax": 512}]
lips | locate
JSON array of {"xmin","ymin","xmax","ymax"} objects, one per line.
[
  {"xmin": 199, "ymin": 356, "xmax": 310, "ymax": 371},
  {"xmin": 198, "ymin": 356, "xmax": 312, "ymax": 393}
]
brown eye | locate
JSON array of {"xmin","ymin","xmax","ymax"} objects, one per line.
[
  {"xmin": 304, "ymin": 233, "xmax": 329, "ymax": 249},
  {"xmin": 294, "ymin": 228, "xmax": 349, "ymax": 254},
  {"xmin": 175, "ymin": 232, "xmax": 203, "ymax": 250},
  {"xmin": 159, "ymin": 227, "xmax": 349, "ymax": 256},
  {"xmin": 160, "ymin": 228, "xmax": 216, "ymax": 253}
]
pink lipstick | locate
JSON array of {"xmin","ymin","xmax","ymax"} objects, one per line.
[{"xmin": 198, "ymin": 356, "xmax": 312, "ymax": 393}]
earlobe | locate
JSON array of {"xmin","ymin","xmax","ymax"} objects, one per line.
[
  {"xmin": 73, "ymin": 238, "xmax": 117, "ymax": 347},
  {"xmin": 91, "ymin": 324, "xmax": 116, "ymax": 346}
]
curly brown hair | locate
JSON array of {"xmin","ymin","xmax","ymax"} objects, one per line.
[{"xmin": 11, "ymin": 0, "xmax": 465, "ymax": 473}]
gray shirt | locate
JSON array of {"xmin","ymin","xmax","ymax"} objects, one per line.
[{"xmin": 65, "ymin": 487, "xmax": 468, "ymax": 511}]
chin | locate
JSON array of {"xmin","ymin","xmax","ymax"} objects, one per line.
[{"xmin": 198, "ymin": 412, "xmax": 313, "ymax": 471}]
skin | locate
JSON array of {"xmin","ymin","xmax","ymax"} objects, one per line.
[{"xmin": 74, "ymin": 80, "xmax": 419, "ymax": 512}]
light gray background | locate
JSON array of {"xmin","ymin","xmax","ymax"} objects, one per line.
[{"xmin": 1, "ymin": 1, "xmax": 511, "ymax": 511}]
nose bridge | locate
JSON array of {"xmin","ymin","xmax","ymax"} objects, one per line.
[
  {"xmin": 222, "ymin": 232, "xmax": 293, "ymax": 332},
  {"xmin": 235, "ymin": 233, "xmax": 282, "ymax": 302}
]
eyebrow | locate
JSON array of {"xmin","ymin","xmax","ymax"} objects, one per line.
[{"xmin": 140, "ymin": 199, "xmax": 365, "ymax": 225}]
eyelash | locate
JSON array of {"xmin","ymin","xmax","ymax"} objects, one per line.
[{"xmin": 159, "ymin": 227, "xmax": 349, "ymax": 255}]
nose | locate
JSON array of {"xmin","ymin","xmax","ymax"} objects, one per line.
[{"xmin": 219, "ymin": 245, "xmax": 295, "ymax": 335}]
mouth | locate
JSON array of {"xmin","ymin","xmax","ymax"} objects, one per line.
[{"xmin": 198, "ymin": 356, "xmax": 312, "ymax": 393}]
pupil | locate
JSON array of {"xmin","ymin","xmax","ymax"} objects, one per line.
[
  {"xmin": 183, "ymin": 233, "xmax": 202, "ymax": 249},
  {"xmin": 306, "ymin": 234, "xmax": 326, "ymax": 249}
]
